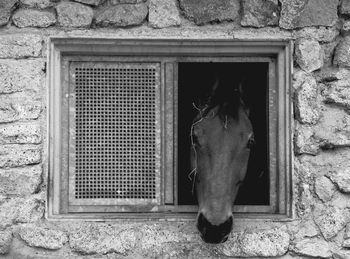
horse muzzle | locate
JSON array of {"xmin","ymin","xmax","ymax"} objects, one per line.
[{"xmin": 196, "ymin": 213, "xmax": 233, "ymax": 244}]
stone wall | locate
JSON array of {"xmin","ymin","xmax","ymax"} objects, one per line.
[{"xmin": 0, "ymin": 0, "xmax": 350, "ymax": 258}]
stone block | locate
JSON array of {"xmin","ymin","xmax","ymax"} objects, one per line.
[
  {"xmin": 294, "ymin": 72, "xmax": 320, "ymax": 124},
  {"xmin": 95, "ymin": 3, "xmax": 148, "ymax": 27},
  {"xmin": 279, "ymin": 0, "xmax": 338, "ymax": 29},
  {"xmin": 19, "ymin": 225, "xmax": 67, "ymax": 250},
  {"xmin": 111, "ymin": 0, "xmax": 144, "ymax": 3},
  {"xmin": 342, "ymin": 21, "xmax": 350, "ymax": 36},
  {"xmin": 70, "ymin": 223, "xmax": 140, "ymax": 254},
  {"xmin": 0, "ymin": 93, "xmax": 42, "ymax": 123},
  {"xmin": 0, "ymin": 59, "xmax": 45, "ymax": 94},
  {"xmin": 0, "ymin": 0, "xmax": 17, "ymax": 26},
  {"xmin": 322, "ymin": 79, "xmax": 350, "ymax": 109},
  {"xmin": 334, "ymin": 250, "xmax": 350, "ymax": 259},
  {"xmin": 0, "ymin": 34, "xmax": 42, "ymax": 58},
  {"xmin": 0, "ymin": 145, "xmax": 42, "ymax": 168},
  {"xmin": 217, "ymin": 228, "xmax": 289, "ymax": 257},
  {"xmin": 295, "ymin": 38, "xmax": 324, "ymax": 72},
  {"xmin": 20, "ymin": 0, "xmax": 53, "ymax": 9},
  {"xmin": 293, "ymin": 27, "xmax": 339, "ymax": 43},
  {"xmin": 241, "ymin": 0, "xmax": 279, "ymax": 28},
  {"xmin": 0, "ymin": 196, "xmax": 44, "ymax": 229},
  {"xmin": 179, "ymin": 0, "xmax": 240, "ymax": 25},
  {"xmin": 0, "ymin": 165, "xmax": 42, "ymax": 196},
  {"xmin": 291, "ymin": 220, "xmax": 319, "ymax": 239},
  {"xmin": 341, "ymin": 0, "xmax": 350, "ymax": 15},
  {"xmin": 343, "ymin": 224, "xmax": 350, "ymax": 248},
  {"xmin": 328, "ymin": 169, "xmax": 350, "ymax": 193},
  {"xmin": 334, "ymin": 36, "xmax": 350, "ymax": 68},
  {"xmin": 0, "ymin": 122, "xmax": 41, "ymax": 144},
  {"xmin": 290, "ymin": 238, "xmax": 332, "ymax": 258},
  {"xmin": 73, "ymin": 0, "xmax": 104, "ymax": 6},
  {"xmin": 313, "ymin": 107, "xmax": 350, "ymax": 149},
  {"xmin": 314, "ymin": 176, "xmax": 336, "ymax": 202},
  {"xmin": 138, "ymin": 224, "xmax": 197, "ymax": 253},
  {"xmin": 313, "ymin": 206, "xmax": 349, "ymax": 240},
  {"xmin": 296, "ymin": 183, "xmax": 313, "ymax": 218},
  {"xmin": 322, "ymin": 41, "xmax": 338, "ymax": 67},
  {"xmin": 315, "ymin": 68, "xmax": 350, "ymax": 83},
  {"xmin": 149, "ymin": 0, "xmax": 181, "ymax": 29},
  {"xmin": 56, "ymin": 1, "xmax": 93, "ymax": 28},
  {"xmin": 0, "ymin": 229, "xmax": 12, "ymax": 255},
  {"xmin": 13, "ymin": 9, "xmax": 56, "ymax": 28},
  {"xmin": 294, "ymin": 124, "xmax": 319, "ymax": 155}
]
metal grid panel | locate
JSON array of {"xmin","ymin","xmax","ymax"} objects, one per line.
[{"xmin": 71, "ymin": 62, "xmax": 160, "ymax": 204}]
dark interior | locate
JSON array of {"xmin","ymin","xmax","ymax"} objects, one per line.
[{"xmin": 177, "ymin": 62, "xmax": 269, "ymax": 206}]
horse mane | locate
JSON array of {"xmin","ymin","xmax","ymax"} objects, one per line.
[{"xmin": 194, "ymin": 77, "xmax": 245, "ymax": 123}]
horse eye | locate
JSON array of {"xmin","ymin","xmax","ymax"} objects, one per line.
[{"xmin": 247, "ymin": 135, "xmax": 255, "ymax": 149}]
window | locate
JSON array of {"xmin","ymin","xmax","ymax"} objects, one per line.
[{"xmin": 48, "ymin": 38, "xmax": 292, "ymax": 219}]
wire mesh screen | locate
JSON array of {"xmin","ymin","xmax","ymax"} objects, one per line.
[{"xmin": 70, "ymin": 62, "xmax": 160, "ymax": 205}]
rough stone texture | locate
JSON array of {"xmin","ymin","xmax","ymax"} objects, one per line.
[
  {"xmin": 294, "ymin": 26, "xmax": 339, "ymax": 43},
  {"xmin": 313, "ymin": 206, "xmax": 349, "ymax": 240},
  {"xmin": 0, "ymin": 34, "xmax": 42, "ymax": 58},
  {"xmin": 294, "ymin": 124, "xmax": 319, "ymax": 155},
  {"xmin": 70, "ymin": 224, "xmax": 140, "ymax": 254},
  {"xmin": 0, "ymin": 0, "xmax": 17, "ymax": 26},
  {"xmin": 313, "ymin": 106, "xmax": 350, "ymax": 149},
  {"xmin": 149, "ymin": 0, "xmax": 181, "ymax": 29},
  {"xmin": 20, "ymin": 0, "xmax": 53, "ymax": 9},
  {"xmin": 295, "ymin": 38, "xmax": 324, "ymax": 72},
  {"xmin": 179, "ymin": 0, "xmax": 240, "ymax": 25},
  {"xmin": 0, "ymin": 165, "xmax": 42, "ymax": 196},
  {"xmin": 343, "ymin": 224, "xmax": 350, "ymax": 248},
  {"xmin": 328, "ymin": 169, "xmax": 350, "ymax": 193},
  {"xmin": 0, "ymin": 59, "xmax": 45, "ymax": 94},
  {"xmin": 73, "ymin": 0, "xmax": 104, "ymax": 6},
  {"xmin": 296, "ymin": 183, "xmax": 313, "ymax": 218},
  {"xmin": 334, "ymin": 36, "xmax": 350, "ymax": 68},
  {"xmin": 334, "ymin": 250, "xmax": 350, "ymax": 259},
  {"xmin": 0, "ymin": 123, "xmax": 41, "ymax": 144},
  {"xmin": 13, "ymin": 9, "xmax": 56, "ymax": 28},
  {"xmin": 0, "ymin": 93, "xmax": 42, "ymax": 123},
  {"xmin": 137, "ymin": 224, "xmax": 199, "ymax": 257},
  {"xmin": 314, "ymin": 176, "xmax": 336, "ymax": 202},
  {"xmin": 19, "ymin": 225, "xmax": 67, "ymax": 250},
  {"xmin": 241, "ymin": 0, "xmax": 279, "ymax": 28},
  {"xmin": 279, "ymin": 0, "xmax": 338, "ymax": 30},
  {"xmin": 56, "ymin": 1, "xmax": 93, "ymax": 28},
  {"xmin": 110, "ymin": 0, "xmax": 144, "ymax": 4},
  {"xmin": 294, "ymin": 72, "xmax": 320, "ymax": 124},
  {"xmin": 323, "ymin": 79, "xmax": 350, "ymax": 111},
  {"xmin": 217, "ymin": 228, "xmax": 290, "ymax": 257},
  {"xmin": 342, "ymin": 21, "xmax": 350, "ymax": 36},
  {"xmin": 0, "ymin": 229, "xmax": 12, "ymax": 255},
  {"xmin": 0, "ymin": 196, "xmax": 44, "ymax": 229},
  {"xmin": 340, "ymin": 0, "xmax": 350, "ymax": 15},
  {"xmin": 0, "ymin": 145, "xmax": 41, "ymax": 168},
  {"xmin": 290, "ymin": 220, "xmax": 319, "ymax": 240},
  {"xmin": 316, "ymin": 67, "xmax": 350, "ymax": 83},
  {"xmin": 322, "ymin": 41, "xmax": 338, "ymax": 67},
  {"xmin": 95, "ymin": 3, "xmax": 148, "ymax": 27},
  {"xmin": 290, "ymin": 238, "xmax": 332, "ymax": 258}
]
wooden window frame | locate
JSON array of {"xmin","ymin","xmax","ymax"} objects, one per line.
[{"xmin": 47, "ymin": 38, "xmax": 292, "ymax": 220}]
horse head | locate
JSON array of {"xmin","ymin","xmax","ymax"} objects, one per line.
[{"xmin": 191, "ymin": 78, "xmax": 254, "ymax": 244}]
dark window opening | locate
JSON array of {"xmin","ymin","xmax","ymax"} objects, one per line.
[{"xmin": 178, "ymin": 62, "xmax": 269, "ymax": 206}]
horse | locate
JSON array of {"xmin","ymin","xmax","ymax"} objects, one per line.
[{"xmin": 190, "ymin": 77, "xmax": 254, "ymax": 244}]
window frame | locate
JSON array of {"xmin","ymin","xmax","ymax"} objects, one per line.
[{"xmin": 47, "ymin": 38, "xmax": 292, "ymax": 220}]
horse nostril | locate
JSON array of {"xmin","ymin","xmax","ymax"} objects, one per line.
[{"xmin": 197, "ymin": 213, "xmax": 233, "ymax": 244}]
